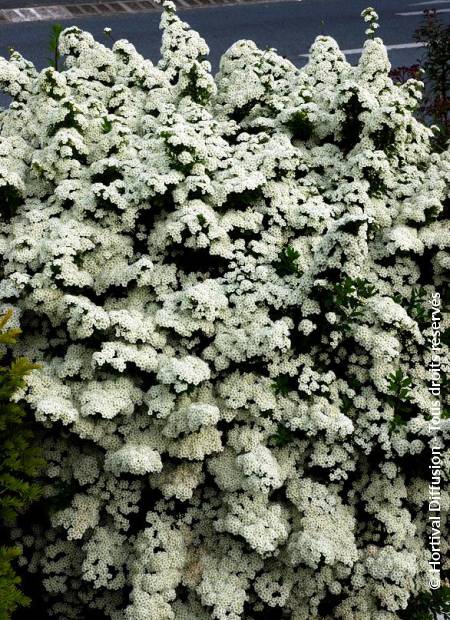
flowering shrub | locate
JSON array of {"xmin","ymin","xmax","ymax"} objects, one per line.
[
  {"xmin": 414, "ymin": 9, "xmax": 450, "ymax": 147},
  {"xmin": 0, "ymin": 2, "xmax": 449, "ymax": 618},
  {"xmin": 390, "ymin": 9, "xmax": 450, "ymax": 151}
]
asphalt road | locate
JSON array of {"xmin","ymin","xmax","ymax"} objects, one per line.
[{"xmin": 0, "ymin": 0, "xmax": 448, "ymax": 75}]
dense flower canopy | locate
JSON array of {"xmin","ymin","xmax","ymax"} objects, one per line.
[{"xmin": 0, "ymin": 2, "xmax": 449, "ymax": 618}]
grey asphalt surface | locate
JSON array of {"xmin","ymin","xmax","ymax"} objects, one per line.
[
  {"xmin": 0, "ymin": 0, "xmax": 101, "ymax": 5},
  {"xmin": 0, "ymin": 0, "xmax": 448, "ymax": 74}
]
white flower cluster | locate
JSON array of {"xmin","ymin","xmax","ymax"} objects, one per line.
[
  {"xmin": 0, "ymin": 2, "xmax": 449, "ymax": 618},
  {"xmin": 361, "ymin": 7, "xmax": 380, "ymax": 38}
]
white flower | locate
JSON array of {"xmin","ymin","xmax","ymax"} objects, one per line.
[
  {"xmin": 1, "ymin": 2, "xmax": 447, "ymax": 617},
  {"xmin": 104, "ymin": 445, "xmax": 163, "ymax": 475}
]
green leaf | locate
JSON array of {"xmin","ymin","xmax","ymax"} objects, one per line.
[
  {"xmin": 270, "ymin": 424, "xmax": 295, "ymax": 447},
  {"xmin": 275, "ymin": 246, "xmax": 300, "ymax": 277},
  {"xmin": 101, "ymin": 117, "xmax": 113, "ymax": 134},
  {"xmin": 49, "ymin": 23, "xmax": 64, "ymax": 70},
  {"xmin": 0, "ymin": 310, "xmax": 21, "ymax": 346},
  {"xmin": 271, "ymin": 375, "xmax": 295, "ymax": 396}
]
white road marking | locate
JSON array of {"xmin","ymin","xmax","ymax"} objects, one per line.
[
  {"xmin": 410, "ymin": 0, "xmax": 450, "ymax": 5},
  {"xmin": 0, "ymin": 0, "xmax": 279, "ymax": 22},
  {"xmin": 299, "ymin": 41, "xmax": 425, "ymax": 58},
  {"xmin": 397, "ymin": 7, "xmax": 450, "ymax": 15}
]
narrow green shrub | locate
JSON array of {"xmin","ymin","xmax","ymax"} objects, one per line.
[
  {"xmin": 414, "ymin": 9, "xmax": 450, "ymax": 146},
  {"xmin": 0, "ymin": 310, "xmax": 43, "ymax": 619}
]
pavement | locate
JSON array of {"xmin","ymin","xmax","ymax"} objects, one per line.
[{"xmin": 0, "ymin": 0, "xmax": 448, "ymax": 74}]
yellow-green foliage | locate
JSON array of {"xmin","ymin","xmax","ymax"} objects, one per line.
[{"xmin": 0, "ymin": 310, "xmax": 43, "ymax": 620}]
